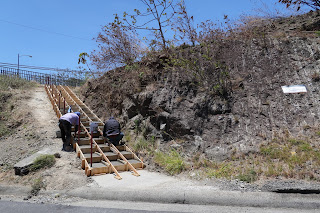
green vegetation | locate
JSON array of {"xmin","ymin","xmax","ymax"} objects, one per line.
[
  {"xmin": 0, "ymin": 123, "xmax": 9, "ymax": 138},
  {"xmin": 133, "ymin": 136, "xmax": 156, "ymax": 153},
  {"xmin": 154, "ymin": 149, "xmax": 186, "ymax": 175},
  {"xmin": 134, "ymin": 118, "xmax": 142, "ymax": 134},
  {"xmin": 30, "ymin": 154, "xmax": 56, "ymax": 171},
  {"xmin": 206, "ymin": 162, "xmax": 233, "ymax": 179},
  {"xmin": 191, "ymin": 135, "xmax": 320, "ymax": 182},
  {"xmin": 31, "ymin": 177, "xmax": 46, "ymax": 196},
  {"xmin": 237, "ymin": 169, "xmax": 257, "ymax": 183}
]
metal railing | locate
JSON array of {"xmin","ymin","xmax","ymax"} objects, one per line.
[{"xmin": 0, "ymin": 66, "xmax": 85, "ymax": 87}]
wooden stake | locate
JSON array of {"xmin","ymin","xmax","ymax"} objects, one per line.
[{"xmin": 90, "ymin": 127, "xmax": 93, "ymax": 167}]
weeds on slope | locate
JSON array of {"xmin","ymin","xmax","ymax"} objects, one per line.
[
  {"xmin": 191, "ymin": 132, "xmax": 320, "ymax": 183},
  {"xmin": 154, "ymin": 149, "xmax": 186, "ymax": 175},
  {"xmin": 0, "ymin": 75, "xmax": 36, "ymax": 91},
  {"xmin": 0, "ymin": 76, "xmax": 36, "ymax": 137},
  {"xmin": 30, "ymin": 154, "xmax": 56, "ymax": 171}
]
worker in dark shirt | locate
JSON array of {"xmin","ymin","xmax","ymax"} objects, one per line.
[
  {"xmin": 59, "ymin": 112, "xmax": 80, "ymax": 152},
  {"xmin": 103, "ymin": 117, "xmax": 124, "ymax": 146}
]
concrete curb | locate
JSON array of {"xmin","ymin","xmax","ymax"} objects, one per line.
[
  {"xmin": 67, "ymin": 187, "xmax": 320, "ymax": 209},
  {"xmin": 13, "ymin": 148, "xmax": 56, "ymax": 175},
  {"xmin": 1, "ymin": 184, "xmax": 320, "ymax": 209}
]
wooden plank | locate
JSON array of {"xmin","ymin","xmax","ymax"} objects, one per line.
[
  {"xmin": 125, "ymin": 145, "xmax": 145, "ymax": 169},
  {"xmin": 111, "ymin": 144, "xmax": 140, "ymax": 177}
]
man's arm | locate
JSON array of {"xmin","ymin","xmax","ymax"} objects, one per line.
[{"xmin": 74, "ymin": 125, "xmax": 78, "ymax": 133}]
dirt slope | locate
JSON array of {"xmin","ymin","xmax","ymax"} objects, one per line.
[{"xmin": 0, "ymin": 86, "xmax": 89, "ymax": 191}]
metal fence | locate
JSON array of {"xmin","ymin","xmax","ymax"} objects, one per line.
[{"xmin": 0, "ymin": 66, "xmax": 84, "ymax": 87}]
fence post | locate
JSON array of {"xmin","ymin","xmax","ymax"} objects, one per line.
[
  {"xmin": 78, "ymin": 114, "xmax": 81, "ymax": 156},
  {"xmin": 90, "ymin": 127, "xmax": 93, "ymax": 167}
]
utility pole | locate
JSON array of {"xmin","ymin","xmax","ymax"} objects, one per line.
[
  {"xmin": 18, "ymin": 53, "xmax": 19, "ymax": 75},
  {"xmin": 17, "ymin": 54, "xmax": 32, "ymax": 76}
]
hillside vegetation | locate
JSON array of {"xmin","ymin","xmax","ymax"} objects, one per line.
[
  {"xmin": 0, "ymin": 76, "xmax": 36, "ymax": 137},
  {"xmin": 81, "ymin": 10, "xmax": 320, "ymax": 182}
]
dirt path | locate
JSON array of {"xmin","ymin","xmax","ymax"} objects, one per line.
[
  {"xmin": 0, "ymin": 86, "xmax": 89, "ymax": 191},
  {"xmin": 28, "ymin": 88, "xmax": 55, "ymax": 127}
]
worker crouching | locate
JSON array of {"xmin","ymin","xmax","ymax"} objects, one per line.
[{"xmin": 103, "ymin": 117, "xmax": 124, "ymax": 146}]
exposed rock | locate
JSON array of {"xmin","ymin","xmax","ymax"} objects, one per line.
[{"xmin": 81, "ymin": 10, "xmax": 320, "ymax": 162}]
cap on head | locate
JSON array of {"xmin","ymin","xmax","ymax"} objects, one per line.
[{"xmin": 74, "ymin": 112, "xmax": 80, "ymax": 116}]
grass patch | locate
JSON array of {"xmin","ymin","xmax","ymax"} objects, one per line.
[
  {"xmin": 31, "ymin": 177, "xmax": 46, "ymax": 196},
  {"xmin": 206, "ymin": 162, "xmax": 234, "ymax": 179},
  {"xmin": 133, "ymin": 136, "xmax": 156, "ymax": 153},
  {"xmin": 0, "ymin": 122, "xmax": 9, "ymax": 137},
  {"xmin": 0, "ymin": 75, "xmax": 36, "ymax": 91},
  {"xmin": 154, "ymin": 149, "xmax": 186, "ymax": 175},
  {"xmin": 237, "ymin": 169, "xmax": 257, "ymax": 183},
  {"xmin": 30, "ymin": 154, "xmax": 55, "ymax": 171},
  {"xmin": 189, "ymin": 136, "xmax": 320, "ymax": 182}
]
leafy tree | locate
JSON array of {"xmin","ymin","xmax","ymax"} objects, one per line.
[
  {"xmin": 278, "ymin": 0, "xmax": 320, "ymax": 10},
  {"xmin": 78, "ymin": 52, "xmax": 103, "ymax": 78},
  {"xmin": 78, "ymin": 52, "xmax": 92, "ymax": 72},
  {"xmin": 173, "ymin": 0, "xmax": 197, "ymax": 46},
  {"xmin": 116, "ymin": 0, "xmax": 177, "ymax": 50},
  {"xmin": 90, "ymin": 23, "xmax": 144, "ymax": 70}
]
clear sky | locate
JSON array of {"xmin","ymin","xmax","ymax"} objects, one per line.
[{"xmin": 0, "ymin": 0, "xmax": 293, "ymax": 73}]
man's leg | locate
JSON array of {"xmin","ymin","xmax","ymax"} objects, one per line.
[
  {"xmin": 64, "ymin": 122, "xmax": 72, "ymax": 149},
  {"xmin": 59, "ymin": 121, "xmax": 66, "ymax": 150},
  {"xmin": 60, "ymin": 120, "xmax": 72, "ymax": 151},
  {"xmin": 119, "ymin": 132, "xmax": 124, "ymax": 145},
  {"xmin": 108, "ymin": 133, "xmax": 124, "ymax": 146}
]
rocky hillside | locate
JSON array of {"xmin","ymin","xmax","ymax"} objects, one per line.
[{"xmin": 81, "ymin": 10, "xmax": 320, "ymax": 169}]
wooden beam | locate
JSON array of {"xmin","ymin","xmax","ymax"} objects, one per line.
[{"xmin": 111, "ymin": 144, "xmax": 140, "ymax": 177}]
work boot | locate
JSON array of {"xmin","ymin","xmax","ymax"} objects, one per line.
[{"xmin": 64, "ymin": 145, "xmax": 74, "ymax": 152}]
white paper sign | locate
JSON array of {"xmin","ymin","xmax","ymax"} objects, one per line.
[{"xmin": 281, "ymin": 85, "xmax": 307, "ymax": 94}]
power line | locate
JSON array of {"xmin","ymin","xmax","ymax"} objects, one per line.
[
  {"xmin": 0, "ymin": 18, "xmax": 94, "ymax": 42},
  {"xmin": 0, "ymin": 62, "xmax": 82, "ymax": 73}
]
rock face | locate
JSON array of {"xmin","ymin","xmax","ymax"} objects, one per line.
[{"xmin": 82, "ymin": 11, "xmax": 320, "ymax": 161}]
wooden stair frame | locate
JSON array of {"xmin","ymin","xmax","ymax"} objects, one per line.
[
  {"xmin": 59, "ymin": 86, "xmax": 143, "ymax": 176},
  {"xmin": 45, "ymin": 84, "xmax": 144, "ymax": 179}
]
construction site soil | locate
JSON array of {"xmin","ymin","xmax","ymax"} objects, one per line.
[
  {"xmin": 0, "ymin": 85, "xmax": 320, "ymax": 205},
  {"xmin": 0, "ymin": 87, "xmax": 89, "ymax": 193},
  {"xmin": 2, "ymin": 11, "xmax": 320, "ymax": 203}
]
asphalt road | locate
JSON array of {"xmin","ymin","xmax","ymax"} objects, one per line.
[
  {"xmin": 0, "ymin": 200, "xmax": 174, "ymax": 213},
  {"xmin": 0, "ymin": 200, "xmax": 319, "ymax": 213}
]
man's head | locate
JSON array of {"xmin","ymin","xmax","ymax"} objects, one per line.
[{"xmin": 74, "ymin": 112, "xmax": 80, "ymax": 117}]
